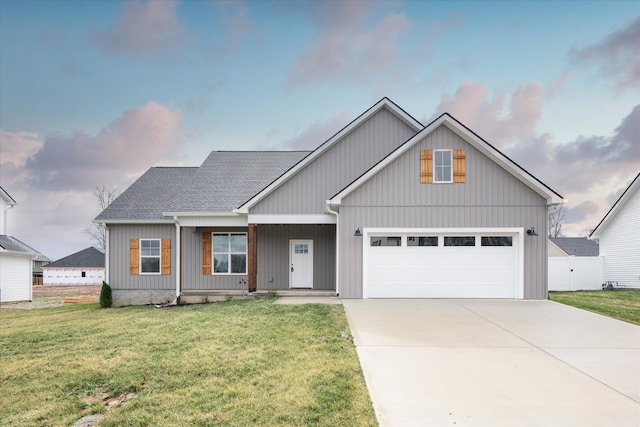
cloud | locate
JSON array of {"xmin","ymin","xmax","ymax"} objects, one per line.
[
  {"xmin": 214, "ymin": 0, "xmax": 254, "ymax": 56},
  {"xmin": 569, "ymin": 16, "xmax": 640, "ymax": 90},
  {"xmin": 23, "ymin": 101, "xmax": 183, "ymax": 192},
  {"xmin": 285, "ymin": 112, "xmax": 352, "ymax": 150},
  {"xmin": 566, "ymin": 200, "xmax": 599, "ymax": 223},
  {"xmin": 286, "ymin": 2, "xmax": 410, "ymax": 87},
  {"xmin": 90, "ymin": 0, "xmax": 188, "ymax": 57},
  {"xmin": 430, "ymin": 80, "xmax": 544, "ymax": 146}
]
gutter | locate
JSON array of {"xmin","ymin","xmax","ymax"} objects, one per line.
[{"xmin": 174, "ymin": 216, "xmax": 181, "ymax": 302}]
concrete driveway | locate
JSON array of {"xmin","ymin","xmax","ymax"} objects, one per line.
[{"xmin": 342, "ymin": 299, "xmax": 640, "ymax": 426}]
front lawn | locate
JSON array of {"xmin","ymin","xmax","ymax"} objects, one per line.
[
  {"xmin": 0, "ymin": 298, "xmax": 377, "ymax": 426},
  {"xmin": 549, "ymin": 290, "xmax": 640, "ymax": 325}
]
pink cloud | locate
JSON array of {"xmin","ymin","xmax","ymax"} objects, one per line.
[
  {"xmin": 24, "ymin": 101, "xmax": 183, "ymax": 191},
  {"xmin": 286, "ymin": 2, "xmax": 410, "ymax": 87},
  {"xmin": 431, "ymin": 80, "xmax": 543, "ymax": 146},
  {"xmin": 90, "ymin": 0, "xmax": 188, "ymax": 56},
  {"xmin": 570, "ymin": 16, "xmax": 640, "ymax": 90}
]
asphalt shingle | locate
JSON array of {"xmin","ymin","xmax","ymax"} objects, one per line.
[
  {"xmin": 46, "ymin": 247, "xmax": 105, "ymax": 268},
  {"xmin": 0, "ymin": 235, "xmax": 39, "ymax": 254},
  {"xmin": 550, "ymin": 237, "xmax": 599, "ymax": 256}
]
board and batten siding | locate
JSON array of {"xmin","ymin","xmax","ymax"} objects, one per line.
[
  {"xmin": 108, "ymin": 224, "xmax": 175, "ymax": 290},
  {"xmin": 256, "ymin": 224, "xmax": 335, "ymax": 290},
  {"xmin": 182, "ymin": 227, "xmax": 249, "ymax": 291},
  {"xmin": 339, "ymin": 125, "xmax": 549, "ymax": 299},
  {"xmin": 598, "ymin": 185, "xmax": 640, "ymax": 288},
  {"xmin": 251, "ymin": 107, "xmax": 417, "ymax": 215}
]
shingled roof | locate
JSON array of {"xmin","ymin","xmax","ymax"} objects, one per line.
[
  {"xmin": 95, "ymin": 151, "xmax": 309, "ymax": 221},
  {"xmin": 46, "ymin": 247, "xmax": 105, "ymax": 268},
  {"xmin": 549, "ymin": 237, "xmax": 599, "ymax": 257},
  {"xmin": 0, "ymin": 235, "xmax": 39, "ymax": 254}
]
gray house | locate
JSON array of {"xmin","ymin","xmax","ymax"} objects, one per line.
[{"xmin": 95, "ymin": 98, "xmax": 564, "ymax": 306}]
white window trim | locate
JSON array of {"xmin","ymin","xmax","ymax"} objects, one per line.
[
  {"xmin": 433, "ymin": 149, "xmax": 453, "ymax": 183},
  {"xmin": 212, "ymin": 232, "xmax": 248, "ymax": 275},
  {"xmin": 140, "ymin": 238, "xmax": 161, "ymax": 275}
]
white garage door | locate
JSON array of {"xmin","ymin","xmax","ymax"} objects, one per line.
[{"xmin": 365, "ymin": 230, "xmax": 520, "ymax": 298}]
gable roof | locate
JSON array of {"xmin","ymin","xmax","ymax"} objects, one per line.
[
  {"xmin": 96, "ymin": 167, "xmax": 198, "ymax": 222},
  {"xmin": 0, "ymin": 187, "xmax": 17, "ymax": 205},
  {"xmin": 165, "ymin": 151, "xmax": 309, "ymax": 215},
  {"xmin": 235, "ymin": 97, "xmax": 423, "ymax": 213},
  {"xmin": 549, "ymin": 237, "xmax": 599, "ymax": 256},
  {"xmin": 328, "ymin": 113, "xmax": 564, "ymax": 206},
  {"xmin": 46, "ymin": 247, "xmax": 105, "ymax": 268},
  {"xmin": 95, "ymin": 152, "xmax": 308, "ymax": 222},
  {"xmin": 0, "ymin": 235, "xmax": 39, "ymax": 254},
  {"xmin": 590, "ymin": 172, "xmax": 640, "ymax": 239}
]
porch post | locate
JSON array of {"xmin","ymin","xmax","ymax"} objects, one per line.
[{"xmin": 248, "ymin": 224, "xmax": 257, "ymax": 291}]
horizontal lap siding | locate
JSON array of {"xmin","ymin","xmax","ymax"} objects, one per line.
[
  {"xmin": 108, "ymin": 224, "xmax": 175, "ymax": 290},
  {"xmin": 340, "ymin": 125, "xmax": 548, "ymax": 299},
  {"xmin": 252, "ymin": 108, "xmax": 417, "ymax": 215},
  {"xmin": 257, "ymin": 224, "xmax": 335, "ymax": 290},
  {"xmin": 182, "ymin": 227, "xmax": 249, "ymax": 290}
]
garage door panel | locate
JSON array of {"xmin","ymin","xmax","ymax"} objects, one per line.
[{"xmin": 366, "ymin": 232, "xmax": 518, "ymax": 299}]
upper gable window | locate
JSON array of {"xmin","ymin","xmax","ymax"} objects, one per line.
[{"xmin": 434, "ymin": 150, "xmax": 452, "ymax": 183}]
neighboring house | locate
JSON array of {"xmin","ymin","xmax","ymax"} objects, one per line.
[
  {"xmin": 0, "ymin": 187, "xmax": 40, "ymax": 302},
  {"xmin": 33, "ymin": 254, "xmax": 52, "ymax": 277},
  {"xmin": 95, "ymin": 98, "xmax": 564, "ymax": 306},
  {"xmin": 548, "ymin": 237, "xmax": 602, "ymax": 291},
  {"xmin": 43, "ymin": 247, "xmax": 105, "ymax": 286},
  {"xmin": 590, "ymin": 172, "xmax": 640, "ymax": 289}
]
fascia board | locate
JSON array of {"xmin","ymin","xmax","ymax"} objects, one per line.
[
  {"xmin": 0, "ymin": 187, "xmax": 17, "ymax": 205},
  {"xmin": 590, "ymin": 172, "xmax": 639, "ymax": 238},
  {"xmin": 237, "ymin": 98, "xmax": 423, "ymax": 213},
  {"xmin": 93, "ymin": 219, "xmax": 175, "ymax": 225},
  {"xmin": 162, "ymin": 211, "xmax": 242, "ymax": 217}
]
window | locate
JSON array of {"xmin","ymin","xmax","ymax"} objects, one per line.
[
  {"xmin": 370, "ymin": 237, "xmax": 401, "ymax": 247},
  {"xmin": 481, "ymin": 236, "xmax": 513, "ymax": 246},
  {"xmin": 407, "ymin": 236, "xmax": 438, "ymax": 246},
  {"xmin": 140, "ymin": 239, "xmax": 161, "ymax": 274},
  {"xmin": 444, "ymin": 236, "xmax": 475, "ymax": 246},
  {"xmin": 294, "ymin": 243, "xmax": 309, "ymax": 254},
  {"xmin": 213, "ymin": 233, "xmax": 247, "ymax": 274},
  {"xmin": 434, "ymin": 150, "xmax": 452, "ymax": 182},
  {"xmin": 81, "ymin": 271, "xmax": 86, "ymax": 278}
]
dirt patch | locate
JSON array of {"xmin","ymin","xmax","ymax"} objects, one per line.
[{"xmin": 1, "ymin": 285, "xmax": 101, "ymax": 312}]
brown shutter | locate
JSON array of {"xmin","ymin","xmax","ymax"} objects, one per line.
[
  {"xmin": 130, "ymin": 239, "xmax": 139, "ymax": 275},
  {"xmin": 202, "ymin": 232, "xmax": 211, "ymax": 275},
  {"xmin": 453, "ymin": 149, "xmax": 466, "ymax": 183},
  {"xmin": 420, "ymin": 150, "xmax": 433, "ymax": 183},
  {"xmin": 161, "ymin": 239, "xmax": 171, "ymax": 275}
]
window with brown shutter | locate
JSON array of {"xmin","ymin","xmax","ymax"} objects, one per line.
[
  {"xmin": 453, "ymin": 149, "xmax": 466, "ymax": 183},
  {"xmin": 161, "ymin": 239, "xmax": 171, "ymax": 275},
  {"xmin": 130, "ymin": 239, "xmax": 139, "ymax": 275},
  {"xmin": 420, "ymin": 150, "xmax": 433, "ymax": 183},
  {"xmin": 202, "ymin": 232, "xmax": 211, "ymax": 275}
]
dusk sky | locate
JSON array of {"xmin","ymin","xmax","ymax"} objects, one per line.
[{"xmin": 1, "ymin": 0, "xmax": 638, "ymax": 261}]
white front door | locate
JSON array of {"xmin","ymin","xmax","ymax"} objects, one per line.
[{"xmin": 290, "ymin": 240, "xmax": 313, "ymax": 289}]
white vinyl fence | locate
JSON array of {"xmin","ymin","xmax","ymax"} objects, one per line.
[{"xmin": 548, "ymin": 256, "xmax": 603, "ymax": 291}]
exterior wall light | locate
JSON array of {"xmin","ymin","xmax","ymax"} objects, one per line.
[
  {"xmin": 354, "ymin": 228, "xmax": 363, "ymax": 237},
  {"xmin": 526, "ymin": 227, "xmax": 538, "ymax": 236}
]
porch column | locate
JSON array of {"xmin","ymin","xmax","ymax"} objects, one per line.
[{"xmin": 248, "ymin": 224, "xmax": 257, "ymax": 291}]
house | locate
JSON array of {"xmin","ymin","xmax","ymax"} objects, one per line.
[
  {"xmin": 43, "ymin": 247, "xmax": 105, "ymax": 286},
  {"xmin": 95, "ymin": 98, "xmax": 564, "ymax": 306},
  {"xmin": 548, "ymin": 237, "xmax": 602, "ymax": 291},
  {"xmin": 0, "ymin": 187, "xmax": 41, "ymax": 302},
  {"xmin": 590, "ymin": 172, "xmax": 640, "ymax": 289}
]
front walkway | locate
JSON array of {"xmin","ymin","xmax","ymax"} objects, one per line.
[{"xmin": 343, "ymin": 299, "xmax": 640, "ymax": 427}]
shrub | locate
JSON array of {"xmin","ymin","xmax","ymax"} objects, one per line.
[{"xmin": 100, "ymin": 281, "xmax": 112, "ymax": 308}]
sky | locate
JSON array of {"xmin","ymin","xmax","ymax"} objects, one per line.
[{"xmin": 0, "ymin": 0, "xmax": 638, "ymax": 261}]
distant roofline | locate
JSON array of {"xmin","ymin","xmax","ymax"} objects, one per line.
[{"xmin": 590, "ymin": 172, "xmax": 640, "ymax": 239}]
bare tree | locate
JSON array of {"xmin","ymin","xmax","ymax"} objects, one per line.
[
  {"xmin": 85, "ymin": 185, "xmax": 117, "ymax": 250},
  {"xmin": 548, "ymin": 205, "xmax": 567, "ymax": 238}
]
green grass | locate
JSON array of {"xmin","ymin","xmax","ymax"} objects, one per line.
[
  {"xmin": 0, "ymin": 298, "xmax": 377, "ymax": 427},
  {"xmin": 549, "ymin": 290, "xmax": 640, "ymax": 325}
]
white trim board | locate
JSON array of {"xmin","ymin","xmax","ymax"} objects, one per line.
[{"xmin": 248, "ymin": 214, "xmax": 336, "ymax": 225}]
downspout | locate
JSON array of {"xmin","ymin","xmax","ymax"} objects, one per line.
[
  {"xmin": 174, "ymin": 216, "xmax": 181, "ymax": 302},
  {"xmin": 3, "ymin": 203, "xmax": 14, "ymax": 234},
  {"xmin": 326, "ymin": 205, "xmax": 339, "ymax": 296},
  {"xmin": 104, "ymin": 225, "xmax": 109, "ymax": 284}
]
